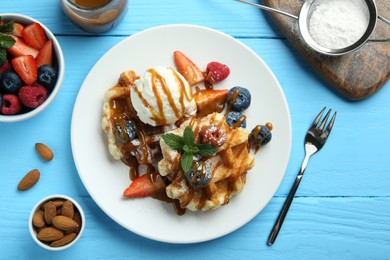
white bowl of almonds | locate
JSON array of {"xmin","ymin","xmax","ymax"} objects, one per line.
[{"xmin": 29, "ymin": 194, "xmax": 85, "ymax": 250}]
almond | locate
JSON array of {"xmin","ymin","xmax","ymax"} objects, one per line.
[
  {"xmin": 50, "ymin": 232, "xmax": 77, "ymax": 247},
  {"xmin": 35, "ymin": 143, "xmax": 54, "ymax": 161},
  {"xmin": 72, "ymin": 211, "xmax": 82, "ymax": 234},
  {"xmin": 61, "ymin": 200, "xmax": 74, "ymax": 219},
  {"xmin": 17, "ymin": 169, "xmax": 40, "ymax": 191},
  {"xmin": 32, "ymin": 210, "xmax": 45, "ymax": 228},
  {"xmin": 52, "ymin": 200, "xmax": 65, "ymax": 208},
  {"xmin": 44, "ymin": 201, "xmax": 57, "ymax": 225},
  {"xmin": 37, "ymin": 227, "xmax": 64, "ymax": 241},
  {"xmin": 52, "ymin": 216, "xmax": 78, "ymax": 232}
]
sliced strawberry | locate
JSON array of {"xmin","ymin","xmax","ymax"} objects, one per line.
[
  {"xmin": 35, "ymin": 40, "xmax": 53, "ymax": 68},
  {"xmin": 123, "ymin": 172, "xmax": 166, "ymax": 198},
  {"xmin": 22, "ymin": 22, "xmax": 47, "ymax": 50},
  {"xmin": 7, "ymin": 36, "xmax": 39, "ymax": 58},
  {"xmin": 12, "ymin": 55, "xmax": 38, "ymax": 85},
  {"xmin": 194, "ymin": 89, "xmax": 229, "ymax": 117},
  {"xmin": 173, "ymin": 51, "xmax": 204, "ymax": 86},
  {"xmin": 12, "ymin": 22, "xmax": 25, "ymax": 37}
]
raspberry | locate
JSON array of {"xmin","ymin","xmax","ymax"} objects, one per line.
[
  {"xmin": 1, "ymin": 94, "xmax": 22, "ymax": 115},
  {"xmin": 0, "ymin": 59, "xmax": 11, "ymax": 74},
  {"xmin": 18, "ymin": 85, "xmax": 48, "ymax": 108},
  {"xmin": 205, "ymin": 61, "xmax": 230, "ymax": 84},
  {"xmin": 199, "ymin": 125, "xmax": 226, "ymax": 147}
]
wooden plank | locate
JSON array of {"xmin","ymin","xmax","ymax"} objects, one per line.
[
  {"xmin": 262, "ymin": 0, "xmax": 390, "ymax": 100},
  {"xmin": 0, "ymin": 197, "xmax": 389, "ymax": 258},
  {"xmin": 1, "ymin": 36, "xmax": 389, "ymax": 197},
  {"xmin": 1, "ymin": 0, "xmax": 282, "ymax": 37}
]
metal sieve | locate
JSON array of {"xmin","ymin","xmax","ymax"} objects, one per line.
[{"xmin": 237, "ymin": 0, "xmax": 390, "ymax": 56}]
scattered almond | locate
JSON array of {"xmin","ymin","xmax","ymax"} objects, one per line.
[
  {"xmin": 61, "ymin": 200, "xmax": 74, "ymax": 219},
  {"xmin": 35, "ymin": 143, "xmax": 54, "ymax": 161},
  {"xmin": 50, "ymin": 233, "xmax": 77, "ymax": 247},
  {"xmin": 17, "ymin": 169, "xmax": 40, "ymax": 191},
  {"xmin": 32, "ymin": 210, "xmax": 45, "ymax": 228},
  {"xmin": 44, "ymin": 201, "xmax": 57, "ymax": 225},
  {"xmin": 37, "ymin": 227, "xmax": 64, "ymax": 242}
]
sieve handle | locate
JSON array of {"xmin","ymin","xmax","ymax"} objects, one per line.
[
  {"xmin": 236, "ymin": 0, "xmax": 299, "ymax": 20},
  {"xmin": 378, "ymin": 15, "xmax": 390, "ymax": 26}
]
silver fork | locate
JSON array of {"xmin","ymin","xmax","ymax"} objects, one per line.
[{"xmin": 267, "ymin": 107, "xmax": 337, "ymax": 246}]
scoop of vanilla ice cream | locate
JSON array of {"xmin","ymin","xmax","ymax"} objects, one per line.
[{"xmin": 130, "ymin": 66, "xmax": 196, "ymax": 126}]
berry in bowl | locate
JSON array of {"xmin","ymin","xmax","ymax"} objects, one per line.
[{"xmin": 0, "ymin": 14, "xmax": 64, "ymax": 122}]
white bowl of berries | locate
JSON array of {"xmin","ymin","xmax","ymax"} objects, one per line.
[{"xmin": 0, "ymin": 13, "xmax": 64, "ymax": 122}]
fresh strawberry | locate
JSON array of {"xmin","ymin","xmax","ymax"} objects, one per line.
[
  {"xmin": 193, "ymin": 89, "xmax": 229, "ymax": 116},
  {"xmin": 7, "ymin": 36, "xmax": 39, "ymax": 58},
  {"xmin": 123, "ymin": 172, "xmax": 166, "ymax": 198},
  {"xmin": 35, "ymin": 40, "xmax": 53, "ymax": 68},
  {"xmin": 12, "ymin": 22, "xmax": 25, "ymax": 37},
  {"xmin": 205, "ymin": 61, "xmax": 230, "ymax": 84},
  {"xmin": 22, "ymin": 22, "xmax": 47, "ymax": 50},
  {"xmin": 12, "ymin": 55, "xmax": 38, "ymax": 85},
  {"xmin": 173, "ymin": 51, "xmax": 204, "ymax": 86}
]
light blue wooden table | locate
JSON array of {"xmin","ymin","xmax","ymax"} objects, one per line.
[{"xmin": 1, "ymin": 1, "xmax": 389, "ymax": 259}]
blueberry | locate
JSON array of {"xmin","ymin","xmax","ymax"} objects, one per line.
[
  {"xmin": 37, "ymin": 65, "xmax": 57, "ymax": 89},
  {"xmin": 185, "ymin": 161, "xmax": 211, "ymax": 189},
  {"xmin": 116, "ymin": 120, "xmax": 137, "ymax": 143},
  {"xmin": 0, "ymin": 71, "xmax": 22, "ymax": 94},
  {"xmin": 0, "ymin": 94, "xmax": 3, "ymax": 110},
  {"xmin": 226, "ymin": 111, "xmax": 246, "ymax": 128},
  {"xmin": 250, "ymin": 125, "xmax": 272, "ymax": 146},
  {"xmin": 227, "ymin": 86, "xmax": 251, "ymax": 112}
]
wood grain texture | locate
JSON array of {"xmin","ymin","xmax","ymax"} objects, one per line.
[
  {"xmin": 1, "ymin": 1, "xmax": 390, "ymax": 259},
  {"xmin": 262, "ymin": 0, "xmax": 390, "ymax": 100}
]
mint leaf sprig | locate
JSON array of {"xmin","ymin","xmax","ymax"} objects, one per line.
[
  {"xmin": 0, "ymin": 17, "xmax": 15, "ymax": 66},
  {"xmin": 162, "ymin": 126, "xmax": 217, "ymax": 173}
]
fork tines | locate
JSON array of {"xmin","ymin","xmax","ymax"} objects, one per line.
[{"xmin": 312, "ymin": 107, "xmax": 337, "ymax": 133}]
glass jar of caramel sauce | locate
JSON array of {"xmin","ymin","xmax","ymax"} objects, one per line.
[{"xmin": 61, "ymin": 0, "xmax": 128, "ymax": 33}]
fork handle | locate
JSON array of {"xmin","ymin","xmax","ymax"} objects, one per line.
[{"xmin": 267, "ymin": 152, "xmax": 312, "ymax": 245}]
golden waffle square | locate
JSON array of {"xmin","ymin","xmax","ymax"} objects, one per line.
[{"xmin": 158, "ymin": 113, "xmax": 254, "ymax": 212}]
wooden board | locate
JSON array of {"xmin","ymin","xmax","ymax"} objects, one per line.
[{"xmin": 262, "ymin": 0, "xmax": 390, "ymax": 100}]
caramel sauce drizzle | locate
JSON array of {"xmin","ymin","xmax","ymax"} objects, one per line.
[
  {"xmin": 133, "ymin": 68, "xmax": 192, "ymax": 126},
  {"xmin": 109, "ymin": 72, "xmax": 255, "ymax": 215}
]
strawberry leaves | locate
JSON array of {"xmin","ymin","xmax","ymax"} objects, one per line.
[
  {"xmin": 0, "ymin": 17, "xmax": 16, "ymax": 66},
  {"xmin": 162, "ymin": 126, "xmax": 217, "ymax": 173}
]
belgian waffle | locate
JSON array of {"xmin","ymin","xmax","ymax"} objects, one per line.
[
  {"xmin": 102, "ymin": 70, "xmax": 175, "ymax": 178},
  {"xmin": 158, "ymin": 113, "xmax": 255, "ymax": 212}
]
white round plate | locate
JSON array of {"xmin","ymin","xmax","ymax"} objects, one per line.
[{"xmin": 71, "ymin": 24, "xmax": 291, "ymax": 244}]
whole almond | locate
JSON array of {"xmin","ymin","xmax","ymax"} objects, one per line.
[
  {"xmin": 44, "ymin": 201, "xmax": 57, "ymax": 225},
  {"xmin": 35, "ymin": 143, "xmax": 54, "ymax": 161},
  {"xmin": 17, "ymin": 169, "xmax": 40, "ymax": 191},
  {"xmin": 72, "ymin": 211, "xmax": 82, "ymax": 234},
  {"xmin": 32, "ymin": 210, "xmax": 45, "ymax": 228},
  {"xmin": 37, "ymin": 227, "xmax": 64, "ymax": 241},
  {"xmin": 52, "ymin": 215, "xmax": 78, "ymax": 232},
  {"xmin": 52, "ymin": 200, "xmax": 65, "ymax": 208},
  {"xmin": 61, "ymin": 200, "xmax": 74, "ymax": 219},
  {"xmin": 50, "ymin": 232, "xmax": 77, "ymax": 247}
]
